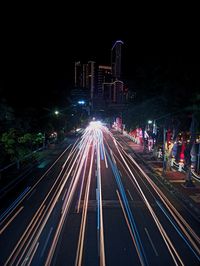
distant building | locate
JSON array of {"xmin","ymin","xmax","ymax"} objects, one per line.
[
  {"xmin": 82, "ymin": 63, "xmax": 88, "ymax": 88},
  {"xmin": 74, "ymin": 61, "xmax": 96, "ymax": 110},
  {"xmin": 87, "ymin": 61, "xmax": 96, "ymax": 108},
  {"xmin": 103, "ymin": 82, "xmax": 113, "ymax": 104},
  {"xmin": 111, "ymin": 40, "xmax": 123, "ymax": 80},
  {"xmin": 97, "ymin": 65, "xmax": 112, "ymax": 97},
  {"xmin": 74, "ymin": 61, "xmax": 83, "ymax": 87},
  {"xmin": 112, "ymin": 80, "xmax": 124, "ymax": 103},
  {"xmin": 74, "ymin": 40, "xmax": 127, "ymax": 116}
]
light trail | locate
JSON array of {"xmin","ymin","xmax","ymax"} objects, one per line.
[
  {"xmin": 45, "ymin": 121, "xmax": 107, "ymax": 266},
  {"xmin": 0, "ymin": 187, "xmax": 30, "ymax": 226},
  {"xmin": 121, "ymin": 147, "xmax": 200, "ymax": 256},
  {"xmin": 75, "ymin": 145, "xmax": 94, "ymax": 266},
  {"xmin": 116, "ymin": 190, "xmax": 146, "ymax": 266},
  {"xmin": 106, "ymin": 147, "xmax": 149, "ymax": 266},
  {"xmin": 5, "ymin": 142, "xmax": 81, "ymax": 265},
  {"xmin": 114, "ymin": 141, "xmax": 185, "ymax": 265},
  {"xmin": 3, "ymin": 126, "xmax": 199, "ymax": 265},
  {"xmin": 110, "ymin": 134, "xmax": 199, "ymax": 264},
  {"xmin": 76, "ymin": 158, "xmax": 88, "ymax": 213},
  {"xmin": 0, "ymin": 144, "xmax": 71, "ymax": 234},
  {"xmin": 96, "ymin": 129, "xmax": 106, "ymax": 266},
  {"xmin": 45, "ymin": 136, "xmax": 92, "ymax": 265},
  {"xmin": 4, "ymin": 205, "xmax": 46, "ymax": 265},
  {"xmin": 0, "ymin": 206, "xmax": 24, "ymax": 234}
]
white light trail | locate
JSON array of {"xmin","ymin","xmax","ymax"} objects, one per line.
[{"xmin": 110, "ymin": 134, "xmax": 200, "ymax": 264}]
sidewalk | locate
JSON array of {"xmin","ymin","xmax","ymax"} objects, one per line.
[{"xmin": 121, "ymin": 135, "xmax": 200, "ymax": 218}]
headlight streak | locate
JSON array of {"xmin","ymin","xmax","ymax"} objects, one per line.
[
  {"xmin": 76, "ymin": 159, "xmax": 89, "ymax": 214},
  {"xmin": 114, "ymin": 143, "xmax": 184, "ymax": 266},
  {"xmin": 105, "ymin": 147, "xmax": 149, "ymax": 266},
  {"xmin": 102, "ymin": 141, "xmax": 108, "ymax": 168},
  {"xmin": 62, "ymin": 140, "xmax": 79, "ymax": 169},
  {"xmin": 120, "ymin": 147, "xmax": 200, "ymax": 256},
  {"xmin": 5, "ymin": 204, "xmax": 46, "ymax": 265},
  {"xmin": 0, "ymin": 187, "xmax": 30, "ymax": 227},
  {"xmin": 26, "ymin": 241, "xmax": 39, "ymax": 266},
  {"xmin": 6, "ymin": 126, "xmax": 199, "ymax": 265},
  {"xmin": 5, "ymin": 141, "xmax": 83, "ymax": 265},
  {"xmin": 0, "ymin": 145, "xmax": 72, "ymax": 232},
  {"xmin": 46, "ymin": 122, "xmax": 107, "ymax": 266},
  {"xmin": 0, "ymin": 206, "xmax": 24, "ymax": 234},
  {"xmin": 61, "ymin": 136, "xmax": 92, "ymax": 214},
  {"xmin": 112, "ymin": 135, "xmax": 199, "ymax": 265},
  {"xmin": 75, "ymin": 145, "xmax": 94, "ymax": 266},
  {"xmin": 75, "ymin": 121, "xmax": 107, "ymax": 266},
  {"xmin": 156, "ymin": 200, "xmax": 200, "ymax": 260},
  {"xmin": 45, "ymin": 135, "xmax": 92, "ymax": 265},
  {"xmin": 116, "ymin": 189, "xmax": 147, "ymax": 266},
  {"xmin": 115, "ymin": 148, "xmax": 200, "ymax": 260},
  {"xmin": 96, "ymin": 131, "xmax": 106, "ymax": 266}
]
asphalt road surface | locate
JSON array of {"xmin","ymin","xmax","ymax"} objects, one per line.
[{"xmin": 0, "ymin": 122, "xmax": 200, "ymax": 265}]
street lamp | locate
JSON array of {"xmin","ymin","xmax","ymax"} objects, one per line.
[{"xmin": 54, "ymin": 110, "xmax": 59, "ymax": 115}]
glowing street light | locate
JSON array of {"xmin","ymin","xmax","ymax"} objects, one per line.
[
  {"xmin": 78, "ymin": 100, "xmax": 85, "ymax": 105},
  {"xmin": 54, "ymin": 110, "xmax": 59, "ymax": 115}
]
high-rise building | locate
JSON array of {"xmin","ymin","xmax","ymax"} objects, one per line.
[
  {"xmin": 111, "ymin": 40, "xmax": 124, "ymax": 80},
  {"xmin": 102, "ymin": 82, "xmax": 113, "ymax": 104},
  {"xmin": 74, "ymin": 40, "xmax": 127, "ymax": 115},
  {"xmin": 87, "ymin": 61, "xmax": 96, "ymax": 108},
  {"xmin": 74, "ymin": 61, "xmax": 83, "ymax": 87},
  {"xmin": 82, "ymin": 63, "xmax": 88, "ymax": 88},
  {"xmin": 112, "ymin": 80, "xmax": 124, "ymax": 103},
  {"xmin": 97, "ymin": 65, "xmax": 112, "ymax": 97},
  {"xmin": 74, "ymin": 61, "xmax": 96, "ymax": 109}
]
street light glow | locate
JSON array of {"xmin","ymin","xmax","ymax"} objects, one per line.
[{"xmin": 78, "ymin": 100, "xmax": 85, "ymax": 105}]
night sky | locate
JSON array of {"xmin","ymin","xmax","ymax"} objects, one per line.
[{"xmin": 0, "ymin": 10, "xmax": 199, "ymax": 111}]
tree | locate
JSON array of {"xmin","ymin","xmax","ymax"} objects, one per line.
[{"xmin": 1, "ymin": 129, "xmax": 44, "ymax": 169}]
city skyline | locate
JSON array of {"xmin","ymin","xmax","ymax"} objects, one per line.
[
  {"xmin": 1, "ymin": 24, "xmax": 200, "ymax": 111},
  {"xmin": 73, "ymin": 40, "xmax": 127, "ymax": 114}
]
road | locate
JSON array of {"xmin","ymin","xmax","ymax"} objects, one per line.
[{"xmin": 0, "ymin": 122, "xmax": 199, "ymax": 265}]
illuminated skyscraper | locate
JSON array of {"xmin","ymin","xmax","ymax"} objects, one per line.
[
  {"xmin": 87, "ymin": 61, "xmax": 96, "ymax": 107},
  {"xmin": 74, "ymin": 40, "xmax": 127, "ymax": 115},
  {"xmin": 74, "ymin": 61, "xmax": 96, "ymax": 109},
  {"xmin": 111, "ymin": 40, "xmax": 124, "ymax": 80}
]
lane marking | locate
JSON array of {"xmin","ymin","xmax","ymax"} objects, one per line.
[
  {"xmin": 116, "ymin": 190, "xmax": 145, "ymax": 266},
  {"xmin": 127, "ymin": 189, "xmax": 134, "ymax": 201},
  {"xmin": 144, "ymin": 228, "xmax": 158, "ymax": 256},
  {"xmin": 27, "ymin": 242, "xmax": 39, "ymax": 266},
  {"xmin": 27, "ymin": 189, "xmax": 36, "ymax": 201},
  {"xmin": 40, "ymin": 227, "xmax": 53, "ymax": 258}
]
